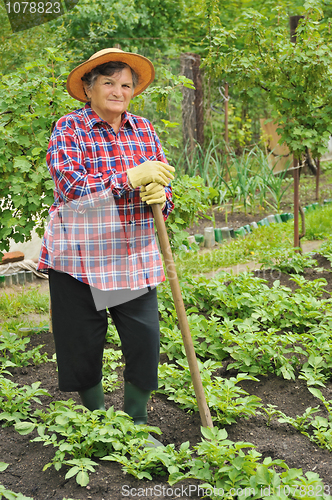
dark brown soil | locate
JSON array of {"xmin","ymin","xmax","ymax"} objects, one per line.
[{"xmin": 0, "ymin": 254, "xmax": 331, "ymax": 499}]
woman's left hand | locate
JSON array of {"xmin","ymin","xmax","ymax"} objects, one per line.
[{"xmin": 140, "ymin": 183, "xmax": 166, "ymax": 205}]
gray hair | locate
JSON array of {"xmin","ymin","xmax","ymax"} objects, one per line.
[{"xmin": 81, "ymin": 61, "xmax": 139, "ymax": 96}]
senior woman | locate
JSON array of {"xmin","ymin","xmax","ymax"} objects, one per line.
[{"xmin": 37, "ymin": 48, "xmax": 174, "ymax": 440}]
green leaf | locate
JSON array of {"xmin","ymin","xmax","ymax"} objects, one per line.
[
  {"xmin": 0, "ymin": 462, "xmax": 9, "ymax": 471},
  {"xmin": 65, "ymin": 466, "xmax": 80, "ymax": 480},
  {"xmin": 13, "ymin": 157, "xmax": 31, "ymax": 172},
  {"xmin": 14, "ymin": 422, "xmax": 36, "ymax": 435},
  {"xmin": 255, "ymin": 465, "xmax": 271, "ymax": 485},
  {"xmin": 76, "ymin": 470, "xmax": 90, "ymax": 486}
]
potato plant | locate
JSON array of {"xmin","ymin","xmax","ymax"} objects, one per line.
[{"xmin": 1, "ymin": 251, "xmax": 332, "ymax": 494}]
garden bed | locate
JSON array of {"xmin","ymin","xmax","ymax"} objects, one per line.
[
  {"xmin": 187, "ymin": 168, "xmax": 332, "ymax": 236},
  {"xmin": 0, "ymin": 253, "xmax": 331, "ymax": 499}
]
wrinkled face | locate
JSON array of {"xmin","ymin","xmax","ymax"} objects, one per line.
[{"xmin": 84, "ymin": 67, "xmax": 134, "ymax": 123}]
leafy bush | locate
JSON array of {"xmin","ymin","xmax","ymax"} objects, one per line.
[
  {"xmin": 166, "ymin": 174, "xmax": 211, "ymax": 250},
  {"xmin": 158, "ymin": 359, "xmax": 261, "ymax": 425},
  {"xmin": 0, "ymin": 378, "xmax": 50, "ymax": 426},
  {"xmin": 0, "ymin": 49, "xmax": 77, "ymax": 253}
]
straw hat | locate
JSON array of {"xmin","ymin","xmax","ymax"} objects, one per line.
[{"xmin": 66, "ymin": 48, "xmax": 155, "ymax": 102}]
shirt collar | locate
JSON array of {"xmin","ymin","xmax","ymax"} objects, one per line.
[{"xmin": 82, "ymin": 103, "xmax": 136, "ymax": 132}]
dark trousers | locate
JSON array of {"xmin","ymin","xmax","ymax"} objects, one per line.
[{"xmin": 48, "ymin": 269, "xmax": 160, "ymax": 392}]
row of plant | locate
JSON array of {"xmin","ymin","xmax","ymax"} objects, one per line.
[
  {"xmin": 0, "ymin": 240, "xmax": 332, "ymax": 497},
  {"xmin": 1, "ymin": 384, "xmax": 331, "ymax": 500},
  {"xmin": 176, "ymin": 140, "xmax": 295, "ymax": 212},
  {"xmin": 168, "ymin": 171, "xmax": 332, "ymax": 254},
  {"xmin": 173, "ymin": 203, "xmax": 332, "ymax": 274},
  {"xmin": 0, "ymin": 324, "xmax": 330, "ymax": 495}
]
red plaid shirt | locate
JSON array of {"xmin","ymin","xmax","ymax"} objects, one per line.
[{"xmin": 38, "ymin": 104, "xmax": 174, "ymax": 290}]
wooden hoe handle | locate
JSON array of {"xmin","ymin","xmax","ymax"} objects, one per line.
[{"xmin": 152, "ymin": 204, "xmax": 213, "ymax": 429}]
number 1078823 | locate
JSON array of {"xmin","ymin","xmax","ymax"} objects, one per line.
[{"xmin": 5, "ymin": 2, "xmax": 61, "ymax": 14}]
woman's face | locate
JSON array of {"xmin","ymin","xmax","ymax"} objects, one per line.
[{"xmin": 85, "ymin": 67, "xmax": 134, "ymax": 124}]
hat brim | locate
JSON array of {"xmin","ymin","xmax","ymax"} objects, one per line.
[{"xmin": 66, "ymin": 50, "xmax": 155, "ymax": 102}]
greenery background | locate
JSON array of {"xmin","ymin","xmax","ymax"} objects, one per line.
[{"xmin": 0, "ymin": 0, "xmax": 332, "ymax": 252}]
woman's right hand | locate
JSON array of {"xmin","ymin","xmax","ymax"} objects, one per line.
[{"xmin": 127, "ymin": 161, "xmax": 175, "ymax": 189}]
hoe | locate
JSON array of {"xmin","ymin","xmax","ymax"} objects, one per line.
[{"xmin": 152, "ymin": 203, "xmax": 213, "ymax": 429}]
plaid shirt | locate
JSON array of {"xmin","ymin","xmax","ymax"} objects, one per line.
[{"xmin": 38, "ymin": 104, "xmax": 174, "ymax": 290}]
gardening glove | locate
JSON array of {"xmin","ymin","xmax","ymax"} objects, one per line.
[
  {"xmin": 127, "ymin": 160, "xmax": 174, "ymax": 189},
  {"xmin": 140, "ymin": 183, "xmax": 166, "ymax": 205}
]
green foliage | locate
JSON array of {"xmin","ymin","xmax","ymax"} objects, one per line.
[
  {"xmin": 0, "ymin": 378, "xmax": 50, "ymax": 426},
  {"xmin": 176, "ymin": 144, "xmax": 292, "ymax": 214},
  {"xmin": 0, "ymin": 482, "xmax": 33, "ymax": 500},
  {"xmin": 319, "ymin": 236, "xmax": 332, "ymax": 263},
  {"xmin": 102, "ymin": 440, "xmax": 192, "ymax": 481},
  {"xmin": 158, "ymin": 268, "xmax": 332, "ymax": 383},
  {"xmin": 304, "ymin": 205, "xmax": 332, "ymax": 240},
  {"xmin": 175, "ymin": 222, "xmax": 293, "ymax": 276},
  {"xmin": 18, "ymin": 400, "xmax": 180, "ymax": 486},
  {"xmin": 166, "ymin": 175, "xmax": 211, "ymax": 250},
  {"xmin": 0, "ymin": 287, "xmax": 49, "ymax": 320},
  {"xmin": 158, "ymin": 359, "xmax": 261, "ymax": 425},
  {"xmin": 205, "ymin": 1, "xmax": 332, "ymax": 159},
  {"xmin": 260, "ymin": 247, "xmax": 318, "ymax": 274},
  {"xmin": 299, "ymin": 354, "xmax": 330, "ymax": 387},
  {"xmin": 102, "ymin": 348, "xmax": 124, "ymax": 393},
  {"xmin": 56, "ymin": 0, "xmax": 192, "ymax": 61},
  {"xmin": 277, "ymin": 388, "xmax": 332, "ymax": 452},
  {"xmin": 0, "ymin": 49, "xmax": 77, "ymax": 252},
  {"xmin": 169, "ymin": 426, "xmax": 331, "ymax": 500},
  {"xmin": 0, "ymin": 330, "xmax": 49, "ymax": 367}
]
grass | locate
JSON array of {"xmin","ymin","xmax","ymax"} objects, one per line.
[
  {"xmin": 304, "ymin": 203, "xmax": 332, "ymax": 240},
  {"xmin": 0, "ymin": 286, "xmax": 49, "ymax": 333}
]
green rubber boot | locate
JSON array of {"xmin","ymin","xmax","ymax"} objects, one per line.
[
  {"xmin": 124, "ymin": 381, "xmax": 150, "ymax": 424},
  {"xmin": 79, "ymin": 381, "xmax": 105, "ymax": 411},
  {"xmin": 124, "ymin": 381, "xmax": 163, "ymax": 448}
]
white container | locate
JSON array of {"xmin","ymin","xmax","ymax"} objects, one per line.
[
  {"xmin": 17, "ymin": 271, "xmax": 26, "ymax": 285},
  {"xmin": 25, "ymin": 271, "xmax": 34, "ymax": 283},
  {"xmin": 204, "ymin": 227, "xmax": 215, "ymax": 248},
  {"xmin": 267, "ymin": 214, "xmax": 276, "ymax": 224},
  {"xmin": 220, "ymin": 227, "xmax": 231, "ymax": 240},
  {"xmin": 11, "ymin": 273, "xmax": 19, "ymax": 285},
  {"xmin": 4, "ymin": 275, "xmax": 12, "ymax": 287}
]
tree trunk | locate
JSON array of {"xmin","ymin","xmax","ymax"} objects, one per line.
[{"xmin": 181, "ymin": 53, "xmax": 204, "ymax": 169}]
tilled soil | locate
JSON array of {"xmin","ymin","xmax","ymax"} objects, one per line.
[{"xmin": 0, "ymin": 255, "xmax": 332, "ymax": 499}]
